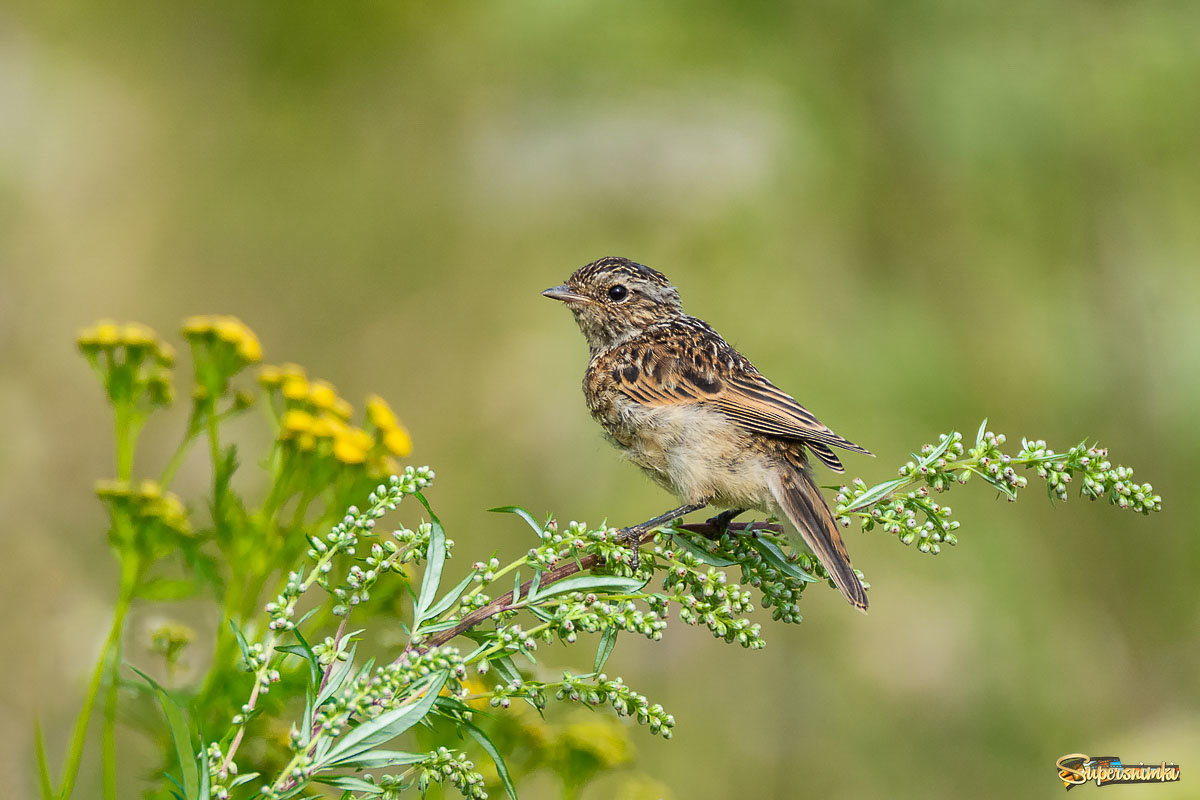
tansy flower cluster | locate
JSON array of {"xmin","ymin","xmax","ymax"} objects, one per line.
[
  {"xmin": 182, "ymin": 314, "xmax": 262, "ymax": 401},
  {"xmin": 77, "ymin": 321, "xmax": 175, "ymax": 409},
  {"xmin": 260, "ymin": 365, "xmax": 412, "ymax": 474},
  {"xmin": 95, "ymin": 478, "xmax": 192, "ymax": 560}
]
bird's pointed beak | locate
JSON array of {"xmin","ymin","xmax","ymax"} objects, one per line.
[{"xmin": 541, "ymin": 285, "xmax": 590, "ymax": 304}]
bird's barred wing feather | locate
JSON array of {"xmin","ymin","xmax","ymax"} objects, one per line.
[{"xmin": 610, "ymin": 320, "xmax": 872, "ymax": 472}]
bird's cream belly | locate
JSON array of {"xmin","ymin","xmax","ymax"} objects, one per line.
[{"xmin": 605, "ymin": 402, "xmax": 777, "ymax": 510}]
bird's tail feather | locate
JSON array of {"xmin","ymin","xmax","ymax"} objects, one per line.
[{"xmin": 768, "ymin": 466, "xmax": 869, "ymax": 612}]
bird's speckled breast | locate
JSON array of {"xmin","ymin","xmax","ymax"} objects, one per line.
[{"xmin": 584, "ymin": 348, "xmax": 778, "ymax": 510}]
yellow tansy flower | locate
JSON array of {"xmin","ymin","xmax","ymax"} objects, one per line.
[
  {"xmin": 121, "ymin": 322, "xmax": 158, "ymax": 348},
  {"xmin": 181, "ymin": 315, "xmax": 213, "ymax": 336},
  {"xmin": 383, "ymin": 427, "xmax": 412, "ymax": 458},
  {"xmin": 281, "ymin": 375, "xmax": 309, "ymax": 401},
  {"xmin": 136, "ymin": 479, "xmax": 163, "ymax": 499},
  {"xmin": 155, "ymin": 340, "xmax": 176, "ymax": 367},
  {"xmin": 212, "ymin": 316, "xmax": 262, "ymax": 363},
  {"xmin": 331, "ymin": 397, "xmax": 354, "ymax": 420},
  {"xmin": 365, "ymin": 394, "xmax": 399, "ymax": 430},
  {"xmin": 258, "ymin": 365, "xmax": 283, "ymax": 387},
  {"xmin": 236, "ymin": 333, "xmax": 262, "ymax": 362},
  {"xmin": 307, "ymin": 380, "xmax": 339, "ymax": 411},
  {"xmin": 332, "ymin": 431, "xmax": 370, "ymax": 464},
  {"xmin": 281, "ymin": 409, "xmax": 315, "ymax": 437},
  {"xmin": 94, "ymin": 321, "xmax": 120, "ymax": 347},
  {"xmin": 309, "ymin": 413, "xmax": 344, "ymax": 439}
]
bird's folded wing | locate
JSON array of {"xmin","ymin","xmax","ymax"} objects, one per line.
[{"xmin": 614, "ymin": 349, "xmax": 871, "ymax": 472}]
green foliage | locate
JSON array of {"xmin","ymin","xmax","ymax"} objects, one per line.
[{"xmin": 41, "ymin": 318, "xmax": 1161, "ymax": 800}]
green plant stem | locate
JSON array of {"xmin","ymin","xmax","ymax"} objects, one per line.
[
  {"xmin": 101, "ymin": 557, "xmax": 139, "ymax": 800},
  {"xmin": 159, "ymin": 404, "xmax": 203, "ymax": 487},
  {"xmin": 205, "ymin": 406, "xmax": 221, "ymax": 481},
  {"xmin": 114, "ymin": 405, "xmax": 135, "ymax": 481},
  {"xmin": 56, "ymin": 555, "xmax": 140, "ymax": 800}
]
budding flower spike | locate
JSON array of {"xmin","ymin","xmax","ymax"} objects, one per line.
[{"xmin": 833, "ymin": 422, "xmax": 1160, "ymax": 558}]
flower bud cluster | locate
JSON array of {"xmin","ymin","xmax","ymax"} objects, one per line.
[
  {"xmin": 487, "ymin": 676, "xmax": 541, "ymax": 710},
  {"xmin": 660, "ymin": 559, "xmax": 764, "ymax": 648},
  {"xmin": 524, "ymin": 519, "xmax": 635, "ymax": 575},
  {"xmin": 836, "ymin": 480, "xmax": 960, "ymax": 555},
  {"xmin": 898, "ymin": 431, "xmax": 970, "ymax": 494},
  {"xmin": 674, "ymin": 531, "xmax": 812, "ymax": 625},
  {"xmin": 490, "ymin": 622, "xmax": 540, "ymax": 657},
  {"xmin": 206, "ymin": 741, "xmax": 239, "ymax": 797},
  {"xmin": 413, "ymin": 747, "xmax": 488, "ymax": 799},
  {"xmin": 315, "ymin": 649, "xmax": 464, "ymax": 738},
  {"xmin": 539, "ymin": 593, "xmax": 668, "ymax": 645},
  {"xmin": 554, "ymin": 672, "xmax": 675, "ymax": 738},
  {"xmin": 1026, "ymin": 440, "xmax": 1162, "ymax": 513},
  {"xmin": 148, "ymin": 620, "xmax": 195, "ymax": 668}
]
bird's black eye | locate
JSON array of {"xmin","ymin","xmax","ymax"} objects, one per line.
[{"xmin": 607, "ymin": 284, "xmax": 629, "ymax": 302}]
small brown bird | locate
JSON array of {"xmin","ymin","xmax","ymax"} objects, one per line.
[{"xmin": 543, "ymin": 256, "xmax": 872, "ymax": 611}]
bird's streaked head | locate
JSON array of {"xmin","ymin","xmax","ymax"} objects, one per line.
[{"xmin": 542, "ymin": 256, "xmax": 683, "ymax": 352}]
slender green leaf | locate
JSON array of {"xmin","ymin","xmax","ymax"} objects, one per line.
[
  {"xmin": 129, "ymin": 666, "xmax": 199, "ymax": 800},
  {"xmin": 530, "ymin": 575, "xmax": 646, "ymax": 600},
  {"xmin": 975, "ymin": 418, "xmax": 989, "ymax": 448},
  {"xmin": 435, "ymin": 695, "xmax": 480, "ymax": 716},
  {"xmin": 842, "ymin": 478, "xmax": 906, "ymax": 513},
  {"xmin": 227, "ymin": 619, "xmax": 253, "ymax": 665},
  {"xmin": 512, "ymin": 570, "xmax": 521, "ymax": 604},
  {"xmin": 919, "ymin": 432, "xmax": 955, "ymax": 467},
  {"xmin": 490, "ymin": 655, "xmax": 523, "ymax": 687},
  {"xmin": 669, "ymin": 534, "xmax": 736, "ymax": 566},
  {"xmin": 488, "ymin": 505, "xmax": 544, "ymax": 538},
  {"xmin": 424, "ymin": 571, "xmax": 477, "ymax": 621},
  {"xmin": 33, "ymin": 719, "xmax": 53, "ymax": 800},
  {"xmin": 527, "ymin": 569, "xmax": 543, "ymax": 602},
  {"xmin": 462, "ymin": 718, "xmax": 519, "ymax": 800},
  {"xmin": 750, "ymin": 538, "xmax": 818, "ymax": 583},
  {"xmin": 417, "ymin": 618, "xmax": 465, "ymax": 633},
  {"xmin": 412, "ymin": 492, "xmax": 446, "ymax": 628},
  {"xmin": 229, "ymin": 772, "xmax": 261, "ymax": 787},
  {"xmin": 295, "ymin": 605, "xmax": 322, "ymax": 629},
  {"xmin": 197, "ymin": 734, "xmax": 210, "ymax": 800},
  {"xmin": 322, "ymin": 671, "xmax": 448, "ymax": 763},
  {"xmin": 968, "ymin": 466, "xmax": 1018, "ymax": 499},
  {"xmin": 312, "ymin": 775, "xmax": 384, "ymax": 793},
  {"xmin": 290, "ymin": 627, "xmax": 321, "ymax": 685},
  {"xmin": 594, "ymin": 627, "xmax": 618, "ymax": 674}
]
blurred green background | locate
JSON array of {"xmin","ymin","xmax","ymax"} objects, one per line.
[{"xmin": 2, "ymin": 1, "xmax": 1197, "ymax": 798}]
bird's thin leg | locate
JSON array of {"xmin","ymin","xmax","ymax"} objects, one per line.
[
  {"xmin": 702, "ymin": 508, "xmax": 747, "ymax": 540},
  {"xmin": 618, "ymin": 502, "xmax": 709, "ymax": 570}
]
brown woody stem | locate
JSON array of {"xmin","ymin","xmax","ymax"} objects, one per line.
[{"xmin": 403, "ymin": 518, "xmax": 780, "ymax": 658}]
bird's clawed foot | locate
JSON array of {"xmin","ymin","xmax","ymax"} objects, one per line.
[
  {"xmin": 702, "ymin": 508, "xmax": 747, "ymax": 541},
  {"xmin": 617, "ymin": 502, "xmax": 709, "ymax": 571}
]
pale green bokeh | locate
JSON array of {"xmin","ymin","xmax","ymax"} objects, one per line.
[{"xmin": 2, "ymin": 2, "xmax": 1197, "ymax": 798}]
